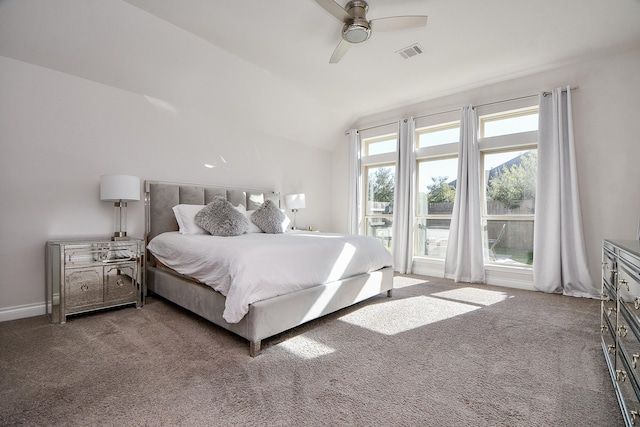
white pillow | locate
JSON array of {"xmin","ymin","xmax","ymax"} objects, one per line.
[
  {"xmin": 173, "ymin": 203, "xmax": 246, "ymax": 235},
  {"xmin": 172, "ymin": 204, "xmax": 206, "ymax": 235}
]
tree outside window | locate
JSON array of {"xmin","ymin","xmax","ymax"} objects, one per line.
[{"xmin": 483, "ymin": 149, "xmax": 536, "ymax": 265}]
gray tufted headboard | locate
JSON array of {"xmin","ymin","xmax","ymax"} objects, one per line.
[{"xmin": 144, "ymin": 180, "xmax": 280, "ymax": 242}]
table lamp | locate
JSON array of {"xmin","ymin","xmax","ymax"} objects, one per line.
[
  {"xmin": 285, "ymin": 193, "xmax": 306, "ymax": 230},
  {"xmin": 100, "ymin": 175, "xmax": 140, "ymax": 241}
]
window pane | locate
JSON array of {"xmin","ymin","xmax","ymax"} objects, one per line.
[
  {"xmin": 417, "ymin": 158, "xmax": 458, "ymax": 216},
  {"xmin": 415, "ymin": 218, "xmax": 451, "ymax": 259},
  {"xmin": 484, "ymin": 150, "xmax": 536, "ymax": 215},
  {"xmin": 366, "ymin": 165, "xmax": 395, "ymax": 215},
  {"xmin": 417, "ymin": 124, "xmax": 459, "ymax": 148},
  {"xmin": 485, "ymin": 220, "xmax": 533, "ymax": 266},
  {"xmin": 366, "ymin": 217, "xmax": 392, "ymax": 252},
  {"xmin": 366, "ymin": 136, "xmax": 397, "ymax": 156},
  {"xmin": 482, "ymin": 112, "xmax": 538, "ymax": 138}
]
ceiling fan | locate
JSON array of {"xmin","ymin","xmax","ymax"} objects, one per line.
[{"xmin": 313, "ymin": 0, "xmax": 428, "ymax": 63}]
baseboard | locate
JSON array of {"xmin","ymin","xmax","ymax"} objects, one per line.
[
  {"xmin": 411, "ymin": 257, "xmax": 536, "ymax": 292},
  {"xmin": 0, "ymin": 302, "xmax": 47, "ymax": 322}
]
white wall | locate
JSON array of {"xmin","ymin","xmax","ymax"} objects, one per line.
[
  {"xmin": 0, "ymin": 56, "xmax": 332, "ymax": 319},
  {"xmin": 331, "ymin": 48, "xmax": 640, "ymax": 287}
]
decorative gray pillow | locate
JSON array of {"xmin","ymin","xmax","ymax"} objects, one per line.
[
  {"xmin": 195, "ymin": 197, "xmax": 249, "ymax": 236},
  {"xmin": 251, "ymin": 199, "xmax": 285, "ymax": 234}
]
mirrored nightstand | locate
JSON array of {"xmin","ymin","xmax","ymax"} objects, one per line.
[{"xmin": 46, "ymin": 238, "xmax": 144, "ymax": 323}]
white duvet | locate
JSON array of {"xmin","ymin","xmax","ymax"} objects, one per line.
[{"xmin": 147, "ymin": 231, "xmax": 393, "ymax": 323}]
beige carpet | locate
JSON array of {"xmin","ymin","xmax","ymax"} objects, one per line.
[{"xmin": 0, "ymin": 275, "xmax": 622, "ymax": 426}]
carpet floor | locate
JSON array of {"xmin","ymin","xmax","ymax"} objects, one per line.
[{"xmin": 0, "ymin": 275, "xmax": 623, "ymax": 426}]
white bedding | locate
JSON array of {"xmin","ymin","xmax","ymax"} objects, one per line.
[{"xmin": 147, "ymin": 231, "xmax": 393, "ymax": 323}]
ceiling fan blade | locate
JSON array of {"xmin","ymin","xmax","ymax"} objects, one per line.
[
  {"xmin": 329, "ymin": 39, "xmax": 351, "ymax": 63},
  {"xmin": 313, "ymin": 0, "xmax": 350, "ymax": 22},
  {"xmin": 370, "ymin": 16, "xmax": 428, "ymax": 32}
]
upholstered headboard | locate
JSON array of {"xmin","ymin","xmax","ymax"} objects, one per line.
[{"xmin": 144, "ymin": 180, "xmax": 280, "ymax": 242}]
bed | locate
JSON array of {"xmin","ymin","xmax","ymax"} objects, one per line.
[{"xmin": 144, "ymin": 180, "xmax": 394, "ymax": 356}]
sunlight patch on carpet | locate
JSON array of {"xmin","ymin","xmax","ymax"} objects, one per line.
[
  {"xmin": 393, "ymin": 276, "xmax": 427, "ymax": 289},
  {"xmin": 431, "ymin": 287, "xmax": 509, "ymax": 306},
  {"xmin": 278, "ymin": 335, "xmax": 336, "ymax": 359},
  {"xmin": 339, "ymin": 296, "xmax": 479, "ymax": 335}
]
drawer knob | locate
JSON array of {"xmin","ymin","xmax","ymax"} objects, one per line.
[
  {"xmin": 116, "ymin": 278, "xmax": 125, "ymax": 287},
  {"xmin": 635, "ymin": 296, "xmax": 640, "ymax": 310},
  {"xmin": 616, "ymin": 369, "xmax": 627, "ymax": 382},
  {"xmin": 601, "ymin": 324, "xmax": 608, "ymax": 333},
  {"xmin": 608, "ymin": 344, "xmax": 617, "ymax": 355},
  {"xmin": 80, "ymin": 284, "xmax": 89, "ymax": 292},
  {"xmin": 631, "ymin": 410, "xmax": 639, "ymax": 423},
  {"xmin": 602, "ymin": 292, "xmax": 610, "ymax": 301},
  {"xmin": 619, "ymin": 279, "xmax": 629, "ymax": 292},
  {"xmin": 633, "ymin": 354, "xmax": 640, "ymax": 370},
  {"xmin": 608, "ymin": 307, "xmax": 617, "ymax": 317},
  {"xmin": 618, "ymin": 325, "xmax": 628, "ymax": 337}
]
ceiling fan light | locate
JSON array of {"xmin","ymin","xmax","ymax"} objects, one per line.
[{"xmin": 343, "ymin": 22, "xmax": 371, "ymax": 43}]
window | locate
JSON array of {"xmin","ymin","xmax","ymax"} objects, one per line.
[
  {"xmin": 365, "ymin": 135, "xmax": 397, "ymax": 156},
  {"xmin": 361, "ymin": 129, "xmax": 397, "ymax": 251},
  {"xmin": 416, "ymin": 122, "xmax": 459, "ymax": 148},
  {"xmin": 364, "ymin": 164, "xmax": 394, "ymax": 251},
  {"xmin": 414, "ymin": 120, "xmax": 460, "ymax": 259},
  {"xmin": 415, "ymin": 157, "xmax": 458, "ymax": 258},
  {"xmin": 481, "ymin": 109, "xmax": 538, "ymax": 138},
  {"xmin": 356, "ymin": 102, "xmax": 538, "ymax": 274},
  {"xmin": 479, "ymin": 107, "xmax": 538, "ymax": 266}
]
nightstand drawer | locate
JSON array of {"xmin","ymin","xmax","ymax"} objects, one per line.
[
  {"xmin": 65, "ymin": 267, "xmax": 104, "ymax": 311},
  {"xmin": 104, "ymin": 263, "xmax": 136, "ymax": 302}
]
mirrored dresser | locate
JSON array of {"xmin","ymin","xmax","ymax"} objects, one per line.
[
  {"xmin": 46, "ymin": 238, "xmax": 144, "ymax": 323},
  {"xmin": 602, "ymin": 239, "xmax": 640, "ymax": 426}
]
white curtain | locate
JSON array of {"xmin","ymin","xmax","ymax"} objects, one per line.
[
  {"xmin": 392, "ymin": 117, "xmax": 415, "ymax": 273},
  {"xmin": 347, "ymin": 129, "xmax": 362, "ymax": 235},
  {"xmin": 533, "ymin": 87, "xmax": 595, "ymax": 296},
  {"xmin": 444, "ymin": 106, "xmax": 485, "ymax": 283}
]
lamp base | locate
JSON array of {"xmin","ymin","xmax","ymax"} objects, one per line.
[{"xmin": 112, "ymin": 201, "xmax": 130, "ymax": 241}]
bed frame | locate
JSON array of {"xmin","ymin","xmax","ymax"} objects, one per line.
[{"xmin": 144, "ymin": 180, "xmax": 394, "ymax": 356}]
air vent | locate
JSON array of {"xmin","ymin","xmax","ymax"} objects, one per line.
[{"xmin": 396, "ymin": 43, "xmax": 423, "ymax": 60}]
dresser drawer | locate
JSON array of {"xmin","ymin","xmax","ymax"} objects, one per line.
[
  {"xmin": 615, "ymin": 351, "xmax": 640, "ymax": 424},
  {"xmin": 619, "ymin": 302, "xmax": 640, "ymax": 361}
]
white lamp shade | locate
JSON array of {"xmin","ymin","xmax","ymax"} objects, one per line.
[
  {"xmin": 285, "ymin": 193, "xmax": 306, "ymax": 210},
  {"xmin": 100, "ymin": 175, "xmax": 140, "ymax": 201}
]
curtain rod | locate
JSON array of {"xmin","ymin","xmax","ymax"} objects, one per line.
[{"xmin": 346, "ymin": 86, "xmax": 579, "ymax": 135}]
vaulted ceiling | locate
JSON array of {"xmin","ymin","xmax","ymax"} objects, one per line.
[{"xmin": 2, "ymin": 0, "xmax": 640, "ymax": 150}]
